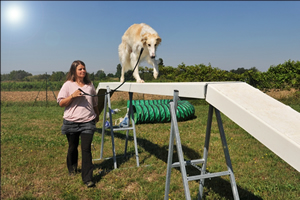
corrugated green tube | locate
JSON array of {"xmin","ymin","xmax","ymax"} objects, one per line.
[{"xmin": 127, "ymin": 99, "xmax": 195, "ymax": 124}]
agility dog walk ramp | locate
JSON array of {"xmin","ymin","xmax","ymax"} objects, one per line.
[
  {"xmin": 95, "ymin": 82, "xmax": 300, "ymax": 199},
  {"xmin": 96, "ymin": 82, "xmax": 300, "ymax": 172}
]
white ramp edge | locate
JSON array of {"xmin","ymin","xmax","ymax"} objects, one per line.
[
  {"xmin": 96, "ymin": 82, "xmax": 210, "ymax": 99},
  {"xmin": 206, "ymin": 82, "xmax": 300, "ymax": 172}
]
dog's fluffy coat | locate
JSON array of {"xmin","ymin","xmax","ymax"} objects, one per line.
[{"xmin": 118, "ymin": 23, "xmax": 162, "ymax": 83}]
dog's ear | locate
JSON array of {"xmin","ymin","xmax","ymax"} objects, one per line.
[
  {"xmin": 156, "ymin": 36, "xmax": 162, "ymax": 45},
  {"xmin": 141, "ymin": 34, "xmax": 148, "ymax": 45}
]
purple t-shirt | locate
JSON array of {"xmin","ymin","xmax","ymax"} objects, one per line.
[{"xmin": 57, "ymin": 81, "xmax": 98, "ymax": 123}]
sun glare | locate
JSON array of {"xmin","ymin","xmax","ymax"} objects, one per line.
[{"xmin": 7, "ymin": 6, "xmax": 23, "ymax": 23}]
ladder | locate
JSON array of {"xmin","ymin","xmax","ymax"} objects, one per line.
[
  {"xmin": 164, "ymin": 90, "xmax": 240, "ymax": 200},
  {"xmin": 93, "ymin": 86, "xmax": 139, "ymax": 169}
]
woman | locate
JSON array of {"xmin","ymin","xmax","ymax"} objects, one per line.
[{"xmin": 57, "ymin": 60, "xmax": 99, "ymax": 188}]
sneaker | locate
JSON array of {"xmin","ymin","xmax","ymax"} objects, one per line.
[{"xmin": 119, "ymin": 116, "xmax": 129, "ymax": 128}]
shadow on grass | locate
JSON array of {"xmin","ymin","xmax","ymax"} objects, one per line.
[{"xmin": 93, "ymin": 128, "xmax": 262, "ymax": 200}]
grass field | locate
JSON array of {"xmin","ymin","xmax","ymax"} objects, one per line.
[{"xmin": 1, "ymin": 90, "xmax": 300, "ymax": 199}]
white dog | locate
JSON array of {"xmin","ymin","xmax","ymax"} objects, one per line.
[{"xmin": 118, "ymin": 23, "xmax": 162, "ymax": 83}]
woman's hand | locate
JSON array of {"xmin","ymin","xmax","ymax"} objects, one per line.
[{"xmin": 71, "ymin": 89, "xmax": 83, "ymax": 99}]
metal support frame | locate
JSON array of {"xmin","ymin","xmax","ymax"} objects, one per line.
[
  {"xmin": 93, "ymin": 86, "xmax": 139, "ymax": 169},
  {"xmin": 164, "ymin": 90, "xmax": 239, "ymax": 200}
]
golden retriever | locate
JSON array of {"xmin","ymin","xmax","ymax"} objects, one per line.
[{"xmin": 118, "ymin": 23, "xmax": 162, "ymax": 83}]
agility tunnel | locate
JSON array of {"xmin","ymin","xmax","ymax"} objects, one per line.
[{"xmin": 127, "ymin": 99, "xmax": 195, "ymax": 124}]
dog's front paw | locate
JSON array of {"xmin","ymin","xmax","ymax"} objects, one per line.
[
  {"xmin": 153, "ymin": 71, "xmax": 158, "ymax": 79},
  {"xmin": 137, "ymin": 79, "xmax": 145, "ymax": 83}
]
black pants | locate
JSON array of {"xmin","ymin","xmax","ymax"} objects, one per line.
[{"xmin": 66, "ymin": 132, "xmax": 94, "ymax": 183}]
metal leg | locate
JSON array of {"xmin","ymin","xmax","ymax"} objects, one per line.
[
  {"xmin": 170, "ymin": 101, "xmax": 191, "ymax": 200},
  {"xmin": 128, "ymin": 92, "xmax": 139, "ymax": 167},
  {"xmin": 164, "ymin": 118, "xmax": 175, "ymax": 200},
  {"xmin": 132, "ymin": 119, "xmax": 139, "ymax": 167},
  {"xmin": 124, "ymin": 92, "xmax": 133, "ymax": 156},
  {"xmin": 100, "ymin": 93, "xmax": 108, "ymax": 159},
  {"xmin": 215, "ymin": 109, "xmax": 240, "ymax": 200},
  {"xmin": 199, "ymin": 105, "xmax": 213, "ymax": 199},
  {"xmin": 124, "ymin": 128, "xmax": 129, "ymax": 157},
  {"xmin": 164, "ymin": 90, "xmax": 179, "ymax": 200},
  {"xmin": 106, "ymin": 87, "xmax": 117, "ymax": 169}
]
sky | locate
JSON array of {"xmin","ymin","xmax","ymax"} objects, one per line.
[{"xmin": 1, "ymin": 1, "xmax": 300, "ymax": 76}]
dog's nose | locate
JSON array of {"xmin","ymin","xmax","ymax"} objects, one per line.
[{"xmin": 151, "ymin": 56, "xmax": 156, "ymax": 59}]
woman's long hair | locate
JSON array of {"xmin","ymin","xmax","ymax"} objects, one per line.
[{"xmin": 66, "ymin": 60, "xmax": 91, "ymax": 84}]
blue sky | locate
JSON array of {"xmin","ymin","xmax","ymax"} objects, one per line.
[{"xmin": 1, "ymin": 1, "xmax": 300, "ymax": 75}]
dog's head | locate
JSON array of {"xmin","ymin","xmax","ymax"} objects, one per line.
[{"xmin": 141, "ymin": 33, "xmax": 162, "ymax": 59}]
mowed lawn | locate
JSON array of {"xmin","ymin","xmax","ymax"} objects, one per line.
[{"xmin": 1, "ymin": 97, "xmax": 300, "ymax": 199}]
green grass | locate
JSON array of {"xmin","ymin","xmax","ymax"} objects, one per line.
[{"xmin": 1, "ymin": 98, "xmax": 300, "ymax": 200}]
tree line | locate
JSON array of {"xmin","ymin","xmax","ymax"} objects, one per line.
[
  {"xmin": 1, "ymin": 69, "xmax": 115, "ymax": 82},
  {"xmin": 1, "ymin": 59, "xmax": 299, "ymax": 91},
  {"xmin": 0, "ymin": 58, "xmax": 165, "ymax": 82}
]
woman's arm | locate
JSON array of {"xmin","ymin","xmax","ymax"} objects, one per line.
[{"xmin": 59, "ymin": 89, "xmax": 82, "ymax": 107}]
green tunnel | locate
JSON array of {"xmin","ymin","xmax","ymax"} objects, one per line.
[{"xmin": 127, "ymin": 99, "xmax": 195, "ymax": 124}]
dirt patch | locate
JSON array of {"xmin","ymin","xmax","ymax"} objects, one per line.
[
  {"xmin": 265, "ymin": 88, "xmax": 298, "ymax": 99},
  {"xmin": 124, "ymin": 182, "xmax": 139, "ymax": 193},
  {"xmin": 1, "ymin": 91, "xmax": 59, "ymax": 102}
]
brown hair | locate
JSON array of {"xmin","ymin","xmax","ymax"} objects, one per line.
[{"xmin": 66, "ymin": 60, "xmax": 91, "ymax": 84}]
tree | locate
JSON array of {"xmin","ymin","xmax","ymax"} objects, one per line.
[
  {"xmin": 3, "ymin": 70, "xmax": 33, "ymax": 81},
  {"xmin": 38, "ymin": 73, "xmax": 51, "ymax": 80},
  {"xmin": 230, "ymin": 67, "xmax": 247, "ymax": 74},
  {"xmin": 139, "ymin": 66, "xmax": 145, "ymax": 80},
  {"xmin": 1, "ymin": 74, "xmax": 10, "ymax": 81},
  {"xmin": 107, "ymin": 73, "xmax": 115, "ymax": 78},
  {"xmin": 89, "ymin": 72, "xmax": 95, "ymax": 81},
  {"xmin": 249, "ymin": 67, "xmax": 259, "ymax": 73},
  {"xmin": 230, "ymin": 67, "xmax": 260, "ymax": 75},
  {"xmin": 124, "ymin": 70, "xmax": 135, "ymax": 81},
  {"xmin": 96, "ymin": 70, "xmax": 106, "ymax": 80},
  {"xmin": 50, "ymin": 71, "xmax": 66, "ymax": 81},
  {"xmin": 158, "ymin": 58, "xmax": 164, "ymax": 67},
  {"xmin": 115, "ymin": 64, "xmax": 122, "ymax": 78}
]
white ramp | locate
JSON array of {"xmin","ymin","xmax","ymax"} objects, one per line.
[
  {"xmin": 206, "ymin": 82, "xmax": 300, "ymax": 172},
  {"xmin": 96, "ymin": 82, "xmax": 300, "ymax": 172}
]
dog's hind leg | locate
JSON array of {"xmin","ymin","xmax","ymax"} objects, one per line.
[
  {"xmin": 118, "ymin": 42, "xmax": 130, "ymax": 82},
  {"xmin": 120, "ymin": 64, "xmax": 126, "ymax": 83},
  {"xmin": 120, "ymin": 56, "xmax": 130, "ymax": 83}
]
